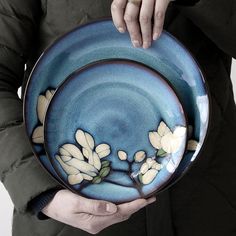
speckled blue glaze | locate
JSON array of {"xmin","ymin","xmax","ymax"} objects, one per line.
[
  {"xmin": 44, "ymin": 60, "xmax": 187, "ymax": 202},
  {"xmin": 24, "ymin": 19, "xmax": 210, "ymax": 192}
]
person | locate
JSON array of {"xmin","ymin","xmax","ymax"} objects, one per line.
[{"xmin": 0, "ymin": 0, "xmax": 235, "ymax": 235}]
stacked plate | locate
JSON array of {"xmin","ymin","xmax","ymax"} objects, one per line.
[{"xmin": 23, "ymin": 19, "xmax": 210, "ymax": 203}]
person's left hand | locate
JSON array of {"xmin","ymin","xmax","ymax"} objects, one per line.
[{"xmin": 111, "ymin": 0, "xmax": 171, "ymax": 48}]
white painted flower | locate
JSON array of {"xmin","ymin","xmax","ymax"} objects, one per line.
[
  {"xmin": 139, "ymin": 158, "xmax": 163, "ymax": 185},
  {"xmin": 32, "ymin": 89, "xmax": 55, "ymax": 144},
  {"xmin": 56, "ymin": 129, "xmax": 111, "ymax": 185},
  {"xmin": 117, "ymin": 150, "xmax": 161, "ymax": 185},
  {"xmin": 149, "ymin": 121, "xmax": 186, "ymax": 155}
]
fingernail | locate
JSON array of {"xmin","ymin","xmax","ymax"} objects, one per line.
[
  {"xmin": 118, "ymin": 27, "xmax": 125, "ymax": 33},
  {"xmin": 143, "ymin": 41, "xmax": 151, "ymax": 49},
  {"xmin": 153, "ymin": 32, "xmax": 160, "ymax": 41},
  {"xmin": 132, "ymin": 40, "xmax": 141, "ymax": 47},
  {"xmin": 106, "ymin": 204, "xmax": 117, "ymax": 213}
]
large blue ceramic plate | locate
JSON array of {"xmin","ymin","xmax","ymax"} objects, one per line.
[
  {"xmin": 24, "ymin": 19, "xmax": 210, "ymax": 190},
  {"xmin": 44, "ymin": 60, "xmax": 188, "ymax": 202}
]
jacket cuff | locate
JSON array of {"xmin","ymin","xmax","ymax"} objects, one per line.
[
  {"xmin": 28, "ymin": 188, "xmax": 62, "ymax": 220},
  {"xmin": 1, "ymin": 123, "xmax": 61, "ymax": 214}
]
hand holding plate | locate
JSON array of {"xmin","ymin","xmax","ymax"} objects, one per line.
[
  {"xmin": 42, "ymin": 189, "xmax": 156, "ymax": 234},
  {"xmin": 111, "ymin": 0, "xmax": 171, "ymax": 48}
]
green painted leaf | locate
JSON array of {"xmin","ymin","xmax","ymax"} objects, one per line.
[
  {"xmin": 138, "ymin": 174, "xmax": 143, "ymax": 183},
  {"xmin": 92, "ymin": 176, "xmax": 102, "ymax": 184},
  {"xmin": 157, "ymin": 148, "xmax": 167, "ymax": 157},
  {"xmin": 99, "ymin": 167, "xmax": 111, "ymax": 178},
  {"xmin": 101, "ymin": 160, "xmax": 110, "ymax": 168}
]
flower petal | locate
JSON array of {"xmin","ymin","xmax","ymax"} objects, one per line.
[
  {"xmin": 75, "ymin": 129, "xmax": 86, "ymax": 147},
  {"xmin": 117, "ymin": 150, "xmax": 127, "ymax": 160},
  {"xmin": 92, "ymin": 152, "xmax": 102, "ymax": 170},
  {"xmin": 82, "ymin": 173, "xmax": 93, "ymax": 181},
  {"xmin": 95, "ymin": 144, "xmax": 111, "ymax": 158},
  {"xmin": 161, "ymin": 132, "xmax": 173, "ymax": 153},
  {"xmin": 61, "ymin": 144, "xmax": 84, "ymax": 160},
  {"xmin": 157, "ymin": 121, "xmax": 170, "ymax": 136},
  {"xmin": 75, "ymin": 129, "xmax": 95, "ymax": 150},
  {"xmin": 66, "ymin": 158, "xmax": 97, "ymax": 176},
  {"xmin": 55, "ymin": 155, "xmax": 79, "ymax": 175},
  {"xmin": 146, "ymin": 158, "xmax": 156, "ymax": 168},
  {"xmin": 140, "ymin": 163, "xmax": 149, "ymax": 174},
  {"xmin": 45, "ymin": 89, "xmax": 55, "ymax": 101},
  {"xmin": 152, "ymin": 162, "xmax": 163, "ymax": 171},
  {"xmin": 134, "ymin": 151, "xmax": 146, "ymax": 162},
  {"xmin": 97, "ymin": 149, "xmax": 111, "ymax": 159},
  {"xmin": 149, "ymin": 132, "xmax": 161, "ymax": 149},
  {"xmin": 37, "ymin": 95, "xmax": 49, "ymax": 124},
  {"xmin": 170, "ymin": 126, "xmax": 187, "ymax": 153},
  {"xmin": 82, "ymin": 148, "xmax": 90, "ymax": 159},
  {"xmin": 187, "ymin": 140, "xmax": 198, "ymax": 151},
  {"xmin": 95, "ymin": 143, "xmax": 110, "ymax": 153},
  {"xmin": 88, "ymin": 151, "xmax": 94, "ymax": 166},
  {"xmin": 68, "ymin": 173, "xmax": 83, "ymax": 185},
  {"xmin": 59, "ymin": 147, "xmax": 70, "ymax": 156},
  {"xmin": 32, "ymin": 126, "xmax": 44, "ymax": 144},
  {"xmin": 61, "ymin": 155, "xmax": 72, "ymax": 162},
  {"xmin": 173, "ymin": 126, "xmax": 186, "ymax": 138},
  {"xmin": 141, "ymin": 169, "xmax": 158, "ymax": 185},
  {"xmin": 85, "ymin": 132, "xmax": 95, "ymax": 150},
  {"xmin": 170, "ymin": 136, "xmax": 182, "ymax": 153}
]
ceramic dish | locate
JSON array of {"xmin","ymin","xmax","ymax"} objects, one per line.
[
  {"xmin": 24, "ymin": 19, "xmax": 210, "ymax": 189},
  {"xmin": 44, "ymin": 59, "xmax": 188, "ymax": 202}
]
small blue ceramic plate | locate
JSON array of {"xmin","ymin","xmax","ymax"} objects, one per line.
[
  {"xmin": 44, "ymin": 60, "xmax": 188, "ymax": 202},
  {"xmin": 24, "ymin": 19, "xmax": 210, "ymax": 190}
]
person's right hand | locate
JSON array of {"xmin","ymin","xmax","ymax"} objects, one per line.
[{"xmin": 42, "ymin": 189, "xmax": 156, "ymax": 234}]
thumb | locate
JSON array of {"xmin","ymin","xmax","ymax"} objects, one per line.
[{"xmin": 77, "ymin": 196, "xmax": 118, "ymax": 216}]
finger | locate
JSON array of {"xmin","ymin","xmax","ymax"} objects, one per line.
[
  {"xmin": 153, "ymin": 0, "xmax": 170, "ymax": 40},
  {"xmin": 74, "ymin": 197, "xmax": 157, "ymax": 234},
  {"xmin": 111, "ymin": 0, "xmax": 127, "ymax": 33},
  {"xmin": 75, "ymin": 196, "xmax": 118, "ymax": 216},
  {"xmin": 76, "ymin": 213, "xmax": 131, "ymax": 234},
  {"xmin": 73, "ymin": 212, "xmax": 127, "ymax": 235},
  {"xmin": 100, "ymin": 197, "xmax": 157, "ymax": 229},
  {"xmin": 139, "ymin": 0, "xmax": 155, "ymax": 48},
  {"xmin": 124, "ymin": 1, "xmax": 142, "ymax": 47},
  {"xmin": 118, "ymin": 197, "xmax": 156, "ymax": 215}
]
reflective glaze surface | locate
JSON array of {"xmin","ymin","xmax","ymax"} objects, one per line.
[
  {"xmin": 44, "ymin": 60, "xmax": 187, "ymax": 202},
  {"xmin": 24, "ymin": 19, "xmax": 210, "ymax": 192}
]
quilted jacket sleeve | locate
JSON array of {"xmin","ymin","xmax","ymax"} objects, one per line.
[
  {"xmin": 0, "ymin": 0, "xmax": 59, "ymax": 214},
  {"xmin": 174, "ymin": 0, "xmax": 236, "ymax": 58}
]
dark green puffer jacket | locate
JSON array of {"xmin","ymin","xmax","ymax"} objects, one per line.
[{"xmin": 0, "ymin": 0, "xmax": 235, "ymax": 235}]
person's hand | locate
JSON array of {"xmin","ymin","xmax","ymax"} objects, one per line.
[
  {"xmin": 111, "ymin": 0, "xmax": 171, "ymax": 48},
  {"xmin": 42, "ymin": 189, "xmax": 156, "ymax": 234}
]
